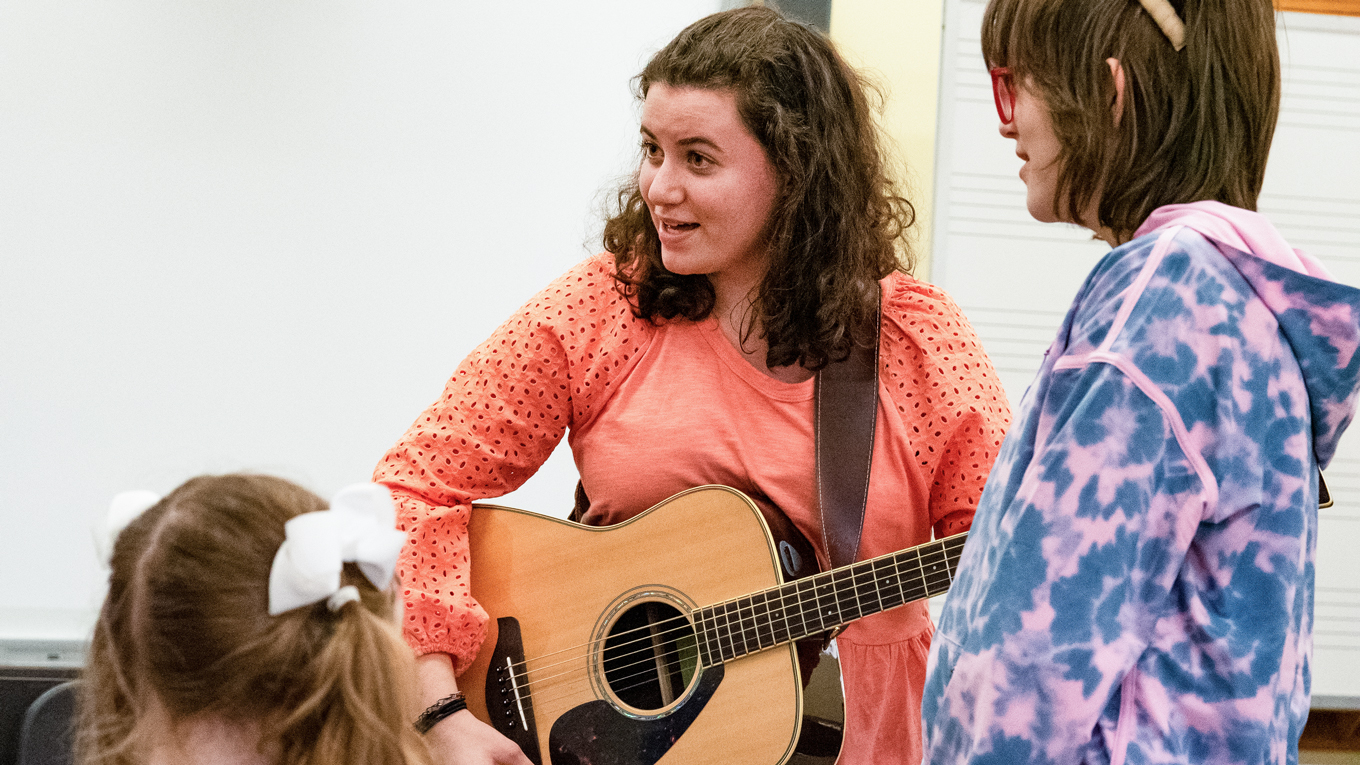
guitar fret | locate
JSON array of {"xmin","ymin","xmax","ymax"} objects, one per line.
[
  {"xmin": 869, "ymin": 559, "xmax": 886, "ymax": 614},
  {"xmin": 801, "ymin": 578, "xmax": 819, "ymax": 637},
  {"xmin": 816, "ymin": 576, "xmax": 840, "ymax": 628},
  {"xmin": 780, "ymin": 580, "xmax": 800, "ymax": 641},
  {"xmin": 758, "ymin": 592, "xmax": 778, "ymax": 650},
  {"xmin": 696, "ymin": 609, "xmax": 712, "ymax": 667},
  {"xmin": 903, "ymin": 547, "xmax": 929, "ymax": 602},
  {"xmin": 920, "ymin": 543, "xmax": 951, "ymax": 597},
  {"xmin": 873, "ymin": 557, "xmax": 904, "ymax": 611},
  {"xmin": 799, "ymin": 578, "xmax": 819, "ymax": 635},
  {"xmin": 832, "ymin": 568, "xmax": 860, "ymax": 624},
  {"xmin": 849, "ymin": 563, "xmax": 877, "ymax": 621},
  {"xmin": 913, "ymin": 547, "xmax": 935, "ymax": 601},
  {"xmin": 751, "ymin": 591, "xmax": 767, "ymax": 649},
  {"xmin": 701, "ymin": 606, "xmax": 718, "ymax": 664},
  {"xmin": 724, "ymin": 599, "xmax": 745, "ymax": 660},
  {"xmin": 740, "ymin": 597, "xmax": 757, "ymax": 656},
  {"xmin": 772, "ymin": 582, "xmax": 794, "ymax": 642},
  {"xmin": 745, "ymin": 595, "xmax": 765, "ymax": 652},
  {"xmin": 734, "ymin": 597, "xmax": 751, "ymax": 656},
  {"xmin": 788, "ymin": 578, "xmax": 812, "ymax": 641},
  {"xmin": 712, "ymin": 609, "xmax": 726, "ymax": 665},
  {"xmin": 761, "ymin": 591, "xmax": 780, "ymax": 650},
  {"xmin": 707, "ymin": 607, "xmax": 724, "ymax": 665},
  {"xmin": 711, "ymin": 603, "xmax": 730, "ymax": 663}
]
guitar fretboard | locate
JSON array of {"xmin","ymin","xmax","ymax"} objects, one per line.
[{"xmin": 693, "ymin": 532, "xmax": 967, "ymax": 666}]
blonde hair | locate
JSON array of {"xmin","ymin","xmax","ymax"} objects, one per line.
[{"xmin": 78, "ymin": 474, "xmax": 432, "ymax": 765}]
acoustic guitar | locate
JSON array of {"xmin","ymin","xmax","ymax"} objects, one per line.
[{"xmin": 460, "ymin": 485, "xmax": 966, "ymax": 765}]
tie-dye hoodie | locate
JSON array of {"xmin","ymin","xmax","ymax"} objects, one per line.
[{"xmin": 921, "ymin": 201, "xmax": 1360, "ymax": 765}]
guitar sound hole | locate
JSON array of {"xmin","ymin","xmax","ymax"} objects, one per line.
[{"xmin": 602, "ymin": 601, "xmax": 698, "ymax": 712}]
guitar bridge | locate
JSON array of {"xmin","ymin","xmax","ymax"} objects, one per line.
[{"xmin": 486, "ymin": 617, "xmax": 543, "ymax": 764}]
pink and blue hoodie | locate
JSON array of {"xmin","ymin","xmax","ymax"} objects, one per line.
[{"xmin": 921, "ymin": 202, "xmax": 1360, "ymax": 765}]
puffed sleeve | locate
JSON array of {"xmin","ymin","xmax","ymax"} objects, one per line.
[
  {"xmin": 373, "ymin": 255, "xmax": 653, "ymax": 671},
  {"xmin": 879, "ymin": 274, "xmax": 1012, "ymax": 540}
]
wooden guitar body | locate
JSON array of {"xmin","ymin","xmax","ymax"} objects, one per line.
[
  {"xmin": 461, "ymin": 486, "xmax": 807, "ymax": 765},
  {"xmin": 458, "ymin": 485, "xmax": 968, "ymax": 764}
]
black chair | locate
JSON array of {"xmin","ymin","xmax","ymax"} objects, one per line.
[{"xmin": 16, "ymin": 681, "xmax": 78, "ymax": 765}]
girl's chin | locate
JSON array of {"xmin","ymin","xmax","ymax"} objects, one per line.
[{"xmin": 1025, "ymin": 198, "xmax": 1060, "ymax": 224}]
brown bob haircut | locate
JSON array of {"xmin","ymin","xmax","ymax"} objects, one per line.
[
  {"xmin": 79, "ymin": 474, "xmax": 430, "ymax": 765},
  {"xmin": 981, "ymin": 0, "xmax": 1280, "ymax": 241},
  {"xmin": 603, "ymin": 5, "xmax": 915, "ymax": 371}
]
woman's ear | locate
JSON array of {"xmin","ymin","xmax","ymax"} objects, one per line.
[{"xmin": 1107, "ymin": 57, "xmax": 1126, "ymax": 127}]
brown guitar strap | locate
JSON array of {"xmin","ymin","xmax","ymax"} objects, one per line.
[{"xmin": 813, "ymin": 290, "xmax": 881, "ymax": 569}]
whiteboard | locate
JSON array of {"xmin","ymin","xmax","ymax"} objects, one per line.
[
  {"xmin": 0, "ymin": 0, "xmax": 720, "ymax": 662},
  {"xmin": 932, "ymin": 0, "xmax": 1360, "ymax": 704}
]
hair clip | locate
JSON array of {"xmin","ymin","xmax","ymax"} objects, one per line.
[
  {"xmin": 95, "ymin": 490, "xmax": 162, "ymax": 567},
  {"xmin": 1138, "ymin": 0, "xmax": 1186, "ymax": 51},
  {"xmin": 267, "ymin": 484, "xmax": 407, "ymax": 616}
]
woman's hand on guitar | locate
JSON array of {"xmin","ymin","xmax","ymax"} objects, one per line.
[
  {"xmin": 425, "ymin": 710, "xmax": 533, "ymax": 765},
  {"xmin": 416, "ymin": 653, "xmax": 532, "ymax": 764}
]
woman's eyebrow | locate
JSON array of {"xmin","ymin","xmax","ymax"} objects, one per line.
[
  {"xmin": 677, "ymin": 136, "xmax": 722, "ymax": 152},
  {"xmin": 639, "ymin": 125, "xmax": 723, "ymax": 154}
]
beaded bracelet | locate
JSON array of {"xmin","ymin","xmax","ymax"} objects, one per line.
[{"xmin": 414, "ymin": 691, "xmax": 468, "ymax": 734}]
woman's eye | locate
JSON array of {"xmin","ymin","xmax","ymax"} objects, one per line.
[
  {"xmin": 688, "ymin": 152, "xmax": 711, "ymax": 168},
  {"xmin": 641, "ymin": 141, "xmax": 661, "ymax": 160}
]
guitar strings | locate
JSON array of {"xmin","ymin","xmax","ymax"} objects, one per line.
[
  {"xmin": 573, "ymin": 564, "xmax": 961, "ymax": 686},
  {"xmin": 530, "ymin": 641, "xmax": 697, "ymax": 717},
  {"xmin": 522, "ymin": 563, "xmax": 963, "ymax": 717},
  {"xmin": 499, "ymin": 545, "xmax": 965, "ymax": 714},
  {"xmin": 507, "ymin": 537, "xmax": 966, "ymax": 684},
  {"xmin": 525, "ymin": 562, "xmax": 962, "ymax": 717},
  {"xmin": 504, "ymin": 543, "xmax": 964, "ymax": 696},
  {"xmin": 509, "ymin": 537, "xmax": 966, "ymax": 682}
]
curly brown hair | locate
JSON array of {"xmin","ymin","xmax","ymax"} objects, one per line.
[
  {"xmin": 78, "ymin": 475, "xmax": 431, "ymax": 765},
  {"xmin": 602, "ymin": 5, "xmax": 915, "ymax": 371},
  {"xmin": 981, "ymin": 0, "xmax": 1280, "ymax": 241}
]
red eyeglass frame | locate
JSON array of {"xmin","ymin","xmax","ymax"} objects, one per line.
[{"xmin": 989, "ymin": 67, "xmax": 1015, "ymax": 125}]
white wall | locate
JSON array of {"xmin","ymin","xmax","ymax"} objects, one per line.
[{"xmin": 0, "ymin": 0, "xmax": 719, "ymax": 658}]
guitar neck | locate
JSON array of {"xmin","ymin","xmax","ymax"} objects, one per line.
[{"xmin": 693, "ymin": 532, "xmax": 967, "ymax": 667}]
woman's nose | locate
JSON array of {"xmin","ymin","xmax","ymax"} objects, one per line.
[
  {"xmin": 999, "ymin": 119, "xmax": 1018, "ymax": 139},
  {"xmin": 644, "ymin": 159, "xmax": 683, "ymax": 205}
]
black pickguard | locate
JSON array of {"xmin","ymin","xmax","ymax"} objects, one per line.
[{"xmin": 547, "ymin": 664, "xmax": 724, "ymax": 765}]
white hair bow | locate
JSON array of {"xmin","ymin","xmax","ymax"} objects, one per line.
[
  {"xmin": 95, "ymin": 490, "xmax": 163, "ymax": 567},
  {"xmin": 267, "ymin": 483, "xmax": 407, "ymax": 616}
]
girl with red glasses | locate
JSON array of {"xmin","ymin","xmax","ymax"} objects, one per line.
[{"xmin": 922, "ymin": 0, "xmax": 1360, "ymax": 763}]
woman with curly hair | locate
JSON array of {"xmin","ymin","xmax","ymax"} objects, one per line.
[{"xmin": 376, "ymin": 6, "xmax": 1010, "ymax": 764}]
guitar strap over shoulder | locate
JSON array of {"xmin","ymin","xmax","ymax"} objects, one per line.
[{"xmin": 813, "ymin": 290, "xmax": 882, "ymax": 570}]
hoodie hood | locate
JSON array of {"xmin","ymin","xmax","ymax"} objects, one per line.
[{"xmin": 1136, "ymin": 201, "xmax": 1360, "ymax": 468}]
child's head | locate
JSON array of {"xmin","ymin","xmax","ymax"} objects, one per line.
[
  {"xmin": 80, "ymin": 474, "xmax": 429, "ymax": 765},
  {"xmin": 981, "ymin": 0, "xmax": 1280, "ymax": 239}
]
